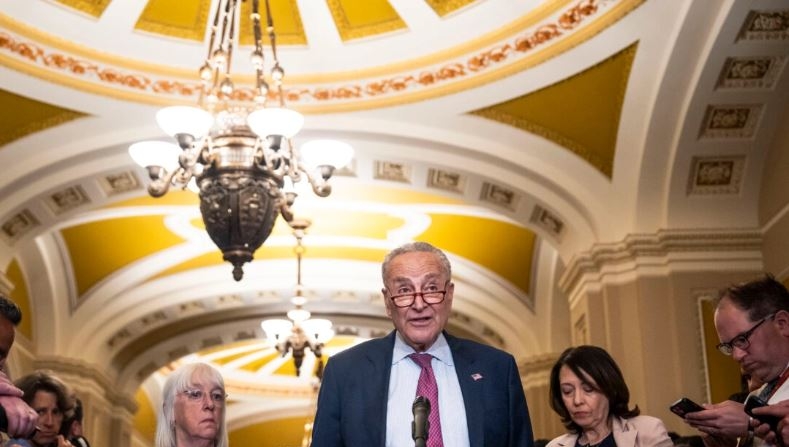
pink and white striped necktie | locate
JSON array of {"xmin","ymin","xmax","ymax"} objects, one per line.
[{"xmin": 409, "ymin": 353, "xmax": 444, "ymax": 447}]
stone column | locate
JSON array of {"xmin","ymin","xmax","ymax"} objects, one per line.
[{"xmin": 521, "ymin": 353, "xmax": 565, "ymax": 440}]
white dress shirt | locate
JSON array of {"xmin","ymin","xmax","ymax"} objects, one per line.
[{"xmin": 385, "ymin": 332, "xmax": 470, "ymax": 447}]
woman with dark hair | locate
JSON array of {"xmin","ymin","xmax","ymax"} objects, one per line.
[
  {"xmin": 4, "ymin": 370, "xmax": 75, "ymax": 447},
  {"xmin": 547, "ymin": 346, "xmax": 672, "ymax": 447}
]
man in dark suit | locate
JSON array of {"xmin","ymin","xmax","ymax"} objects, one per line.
[{"xmin": 311, "ymin": 242, "xmax": 534, "ymax": 446}]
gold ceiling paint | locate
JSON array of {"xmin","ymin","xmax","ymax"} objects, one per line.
[
  {"xmin": 326, "ymin": 0, "xmax": 406, "ymax": 42},
  {"xmin": 60, "ymin": 216, "xmax": 187, "ymax": 297},
  {"xmin": 150, "ymin": 251, "xmax": 225, "ymax": 281},
  {"xmin": 151, "ymin": 245, "xmax": 390, "ymax": 281},
  {"xmin": 5, "ymin": 259, "xmax": 32, "ymax": 340},
  {"xmin": 211, "ymin": 345, "xmax": 265, "ymax": 365},
  {"xmin": 419, "ymin": 214, "xmax": 536, "ymax": 294},
  {"xmin": 239, "ymin": 0, "xmax": 307, "ymax": 46},
  {"xmin": 425, "ymin": 0, "xmax": 477, "ymax": 17},
  {"xmin": 132, "ymin": 388, "xmax": 156, "ymax": 443},
  {"xmin": 273, "ymin": 356, "xmax": 298, "ymax": 375},
  {"xmin": 54, "ymin": 0, "xmax": 111, "ymax": 18},
  {"xmin": 135, "ymin": 0, "xmax": 209, "ymax": 42},
  {"xmin": 228, "ymin": 416, "xmax": 311, "ymax": 447},
  {"xmin": 239, "ymin": 351, "xmax": 280, "ymax": 372},
  {"xmin": 105, "ymin": 190, "xmax": 200, "ymax": 208},
  {"xmin": 470, "ymin": 43, "xmax": 637, "ymax": 178},
  {"xmin": 197, "ymin": 338, "xmax": 256, "ymax": 356},
  {"xmin": 0, "ymin": 89, "xmax": 87, "ymax": 149}
]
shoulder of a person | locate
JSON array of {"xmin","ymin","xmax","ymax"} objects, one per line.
[
  {"xmin": 447, "ymin": 334, "xmax": 515, "ymax": 363},
  {"xmin": 546, "ymin": 432, "xmax": 576, "ymax": 447},
  {"xmin": 3, "ymin": 439, "xmax": 31, "ymax": 447},
  {"xmin": 620, "ymin": 414, "xmax": 667, "ymax": 430},
  {"xmin": 769, "ymin": 380, "xmax": 789, "ymax": 403},
  {"xmin": 326, "ymin": 333, "xmax": 393, "ymax": 363}
]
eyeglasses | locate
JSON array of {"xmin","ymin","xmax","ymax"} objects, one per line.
[
  {"xmin": 388, "ymin": 282, "xmax": 449, "ymax": 308},
  {"xmin": 716, "ymin": 313, "xmax": 775, "ymax": 355},
  {"xmin": 181, "ymin": 388, "xmax": 227, "ymax": 404}
]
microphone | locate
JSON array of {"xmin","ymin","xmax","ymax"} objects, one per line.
[{"xmin": 412, "ymin": 395, "xmax": 431, "ymax": 447}]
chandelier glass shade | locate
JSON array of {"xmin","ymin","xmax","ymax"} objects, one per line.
[
  {"xmin": 261, "ymin": 220, "xmax": 334, "ymax": 377},
  {"xmin": 128, "ymin": 0, "xmax": 353, "ymax": 281}
]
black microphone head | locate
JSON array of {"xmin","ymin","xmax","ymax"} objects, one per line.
[{"xmin": 413, "ymin": 395, "xmax": 431, "ymax": 413}]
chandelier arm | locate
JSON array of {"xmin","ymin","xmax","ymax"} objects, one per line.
[
  {"xmin": 197, "ymin": 142, "xmax": 214, "ymax": 166},
  {"xmin": 147, "ymin": 167, "xmax": 184, "ymax": 198},
  {"xmin": 256, "ymin": 145, "xmax": 279, "ymax": 175},
  {"xmin": 172, "ymin": 168, "xmax": 195, "ymax": 189},
  {"xmin": 279, "ymin": 199, "xmax": 295, "ymax": 224},
  {"xmin": 295, "ymin": 163, "xmax": 332, "ymax": 197},
  {"xmin": 285, "ymin": 138, "xmax": 301, "ymax": 178}
]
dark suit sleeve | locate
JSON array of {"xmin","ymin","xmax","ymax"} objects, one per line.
[
  {"xmin": 311, "ymin": 358, "xmax": 343, "ymax": 447},
  {"xmin": 508, "ymin": 355, "xmax": 535, "ymax": 446}
]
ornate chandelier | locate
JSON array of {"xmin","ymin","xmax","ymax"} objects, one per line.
[
  {"xmin": 128, "ymin": 0, "xmax": 353, "ymax": 281},
  {"xmin": 261, "ymin": 219, "xmax": 334, "ymax": 377}
]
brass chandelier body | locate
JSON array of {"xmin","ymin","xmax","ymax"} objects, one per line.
[{"xmin": 131, "ymin": 0, "xmax": 350, "ymax": 281}]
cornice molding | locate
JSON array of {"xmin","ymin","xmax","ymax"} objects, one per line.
[
  {"xmin": 519, "ymin": 352, "xmax": 560, "ymax": 375},
  {"xmin": 559, "ymin": 229, "xmax": 763, "ymax": 296}
]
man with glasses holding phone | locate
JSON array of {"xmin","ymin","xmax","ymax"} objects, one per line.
[
  {"xmin": 311, "ymin": 242, "xmax": 534, "ymax": 447},
  {"xmin": 684, "ymin": 275, "xmax": 789, "ymax": 447}
]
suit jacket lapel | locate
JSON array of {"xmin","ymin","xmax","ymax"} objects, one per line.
[
  {"xmin": 446, "ymin": 333, "xmax": 484, "ymax": 446},
  {"xmin": 363, "ymin": 331, "xmax": 397, "ymax": 446},
  {"xmin": 612, "ymin": 416, "xmax": 637, "ymax": 447}
]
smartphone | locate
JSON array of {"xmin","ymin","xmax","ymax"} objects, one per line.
[
  {"xmin": 744, "ymin": 394, "xmax": 781, "ymax": 432},
  {"xmin": 670, "ymin": 397, "xmax": 705, "ymax": 417}
]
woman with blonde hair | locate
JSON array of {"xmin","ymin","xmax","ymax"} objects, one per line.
[{"xmin": 155, "ymin": 363, "xmax": 229, "ymax": 447}]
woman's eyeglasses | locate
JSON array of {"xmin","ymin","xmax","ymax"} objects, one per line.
[{"xmin": 181, "ymin": 388, "xmax": 227, "ymax": 404}]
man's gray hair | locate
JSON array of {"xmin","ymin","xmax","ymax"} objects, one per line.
[
  {"xmin": 381, "ymin": 242, "xmax": 452, "ymax": 282},
  {"xmin": 155, "ymin": 362, "xmax": 229, "ymax": 447}
]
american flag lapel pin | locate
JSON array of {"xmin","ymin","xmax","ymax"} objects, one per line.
[{"xmin": 471, "ymin": 373, "xmax": 483, "ymax": 381}]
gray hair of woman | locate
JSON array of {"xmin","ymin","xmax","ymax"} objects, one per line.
[{"xmin": 154, "ymin": 362, "xmax": 229, "ymax": 447}]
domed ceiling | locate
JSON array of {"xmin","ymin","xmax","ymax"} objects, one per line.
[{"xmin": 1, "ymin": 0, "xmax": 788, "ymax": 445}]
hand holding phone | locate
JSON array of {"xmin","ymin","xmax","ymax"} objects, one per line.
[
  {"xmin": 744, "ymin": 394, "xmax": 782, "ymax": 432},
  {"xmin": 670, "ymin": 397, "xmax": 705, "ymax": 418}
]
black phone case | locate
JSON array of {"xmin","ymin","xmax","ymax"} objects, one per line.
[
  {"xmin": 744, "ymin": 395, "xmax": 781, "ymax": 431},
  {"xmin": 670, "ymin": 397, "xmax": 704, "ymax": 417}
]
